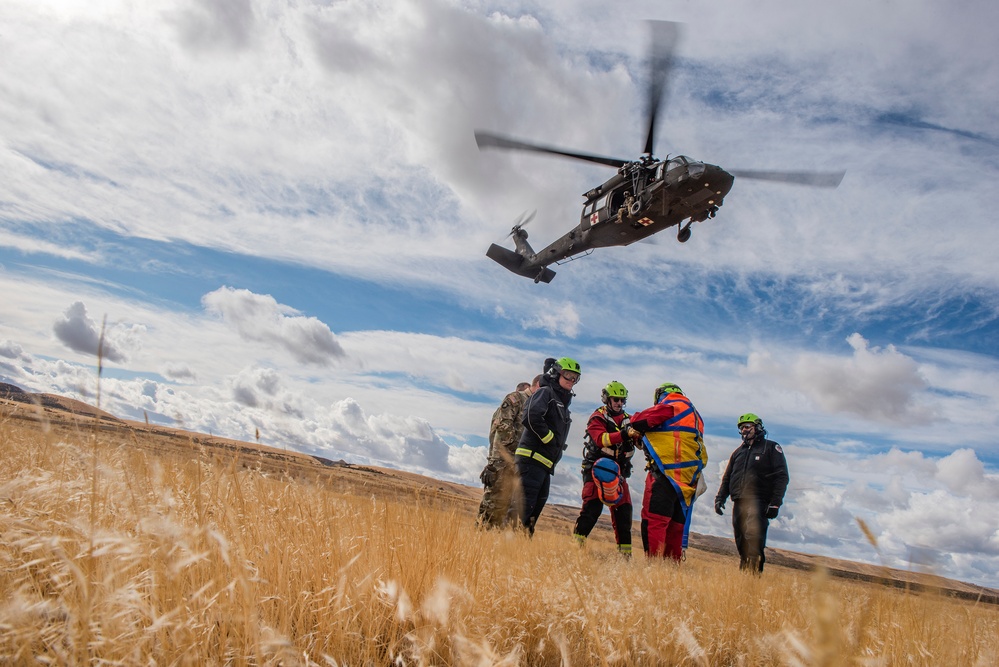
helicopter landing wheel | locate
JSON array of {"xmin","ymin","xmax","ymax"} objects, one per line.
[{"xmin": 677, "ymin": 226, "xmax": 692, "ymax": 243}]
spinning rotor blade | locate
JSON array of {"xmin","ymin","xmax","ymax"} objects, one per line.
[
  {"xmin": 506, "ymin": 209, "xmax": 537, "ymax": 237},
  {"xmin": 729, "ymin": 169, "xmax": 846, "ymax": 188},
  {"xmin": 643, "ymin": 21, "xmax": 681, "ymax": 157},
  {"xmin": 496, "ymin": 210, "xmax": 537, "ymax": 242},
  {"xmin": 475, "ymin": 130, "xmax": 627, "ymax": 168}
]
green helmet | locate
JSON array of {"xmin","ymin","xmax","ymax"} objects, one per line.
[
  {"xmin": 654, "ymin": 382, "xmax": 683, "ymax": 403},
  {"xmin": 737, "ymin": 413, "xmax": 763, "ymax": 427},
  {"xmin": 555, "ymin": 357, "xmax": 581, "ymax": 375},
  {"xmin": 601, "ymin": 380, "xmax": 628, "ymax": 404}
]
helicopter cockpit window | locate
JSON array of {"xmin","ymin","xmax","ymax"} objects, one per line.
[{"xmin": 665, "ymin": 156, "xmax": 688, "ymax": 173}]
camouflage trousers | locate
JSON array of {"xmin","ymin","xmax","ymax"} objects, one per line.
[{"xmin": 476, "ymin": 463, "xmax": 522, "ymax": 529}]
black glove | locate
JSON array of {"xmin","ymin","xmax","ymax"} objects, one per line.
[
  {"xmin": 766, "ymin": 505, "xmax": 779, "ymax": 519},
  {"xmin": 480, "ymin": 465, "xmax": 497, "ymax": 487},
  {"xmin": 714, "ymin": 498, "xmax": 725, "ymax": 515}
]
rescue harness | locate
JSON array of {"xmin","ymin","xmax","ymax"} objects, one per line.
[{"xmin": 642, "ymin": 397, "xmax": 705, "ymax": 549}]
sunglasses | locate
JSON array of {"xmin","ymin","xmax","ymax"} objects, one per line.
[
  {"xmin": 609, "ymin": 397, "xmax": 626, "ymax": 403},
  {"xmin": 560, "ymin": 372, "xmax": 580, "ymax": 384}
]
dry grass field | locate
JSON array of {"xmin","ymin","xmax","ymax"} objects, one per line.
[{"xmin": 2, "ymin": 396, "xmax": 998, "ymax": 666}]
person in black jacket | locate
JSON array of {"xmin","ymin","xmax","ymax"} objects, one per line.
[
  {"xmin": 514, "ymin": 356, "xmax": 579, "ymax": 535},
  {"xmin": 714, "ymin": 413, "xmax": 789, "ymax": 573}
]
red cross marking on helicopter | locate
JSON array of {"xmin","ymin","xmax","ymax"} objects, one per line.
[
  {"xmin": 638, "ymin": 217, "xmax": 654, "ymax": 226},
  {"xmin": 589, "ymin": 212, "xmax": 600, "ymax": 226}
]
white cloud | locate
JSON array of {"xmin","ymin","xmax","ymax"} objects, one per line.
[
  {"xmin": 202, "ymin": 287, "xmax": 344, "ymax": 365},
  {"xmin": 169, "ymin": 0, "xmax": 257, "ymax": 54},
  {"xmin": 520, "ymin": 301, "xmax": 581, "ymax": 338},
  {"xmin": 230, "ymin": 366, "xmax": 284, "ymax": 409},
  {"xmin": 934, "ymin": 448, "xmax": 999, "ymax": 498},
  {"xmin": 0, "ymin": 340, "xmax": 24, "ymax": 359},
  {"xmin": 747, "ymin": 333, "xmax": 928, "ymax": 424},
  {"xmin": 161, "ymin": 362, "xmax": 196, "ymax": 382},
  {"xmin": 0, "ymin": 229, "xmax": 96, "ymax": 261},
  {"xmin": 52, "ymin": 301, "xmax": 144, "ymax": 364}
]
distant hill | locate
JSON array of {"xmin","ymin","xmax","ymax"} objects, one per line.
[
  {"xmin": 2, "ymin": 382, "xmax": 996, "ymax": 605},
  {"xmin": 1, "ymin": 382, "xmax": 124, "ymax": 423}
]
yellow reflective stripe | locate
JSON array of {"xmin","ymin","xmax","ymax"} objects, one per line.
[
  {"xmin": 531, "ymin": 451, "xmax": 553, "ymax": 468},
  {"xmin": 515, "ymin": 447, "xmax": 554, "ymax": 469},
  {"xmin": 600, "ymin": 432, "xmax": 612, "ymax": 447},
  {"xmin": 540, "ymin": 430, "xmax": 554, "ymax": 444}
]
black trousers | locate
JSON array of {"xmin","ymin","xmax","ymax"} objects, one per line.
[
  {"xmin": 732, "ymin": 499, "xmax": 769, "ymax": 572},
  {"xmin": 516, "ymin": 459, "xmax": 551, "ymax": 535},
  {"xmin": 573, "ymin": 472, "xmax": 633, "ymax": 547}
]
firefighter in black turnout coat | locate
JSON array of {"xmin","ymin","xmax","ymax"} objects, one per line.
[
  {"xmin": 714, "ymin": 413, "xmax": 789, "ymax": 573},
  {"xmin": 514, "ymin": 357, "xmax": 578, "ymax": 535}
]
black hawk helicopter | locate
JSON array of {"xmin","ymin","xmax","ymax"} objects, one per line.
[{"xmin": 477, "ymin": 21, "xmax": 844, "ymax": 283}]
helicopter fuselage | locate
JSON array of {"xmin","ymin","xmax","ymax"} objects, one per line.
[{"xmin": 488, "ymin": 156, "xmax": 734, "ymax": 282}]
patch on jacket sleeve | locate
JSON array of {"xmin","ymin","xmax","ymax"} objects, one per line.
[{"xmin": 774, "ymin": 444, "xmax": 783, "ymax": 453}]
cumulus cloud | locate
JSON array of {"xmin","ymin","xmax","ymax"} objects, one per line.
[
  {"xmin": 521, "ymin": 301, "xmax": 581, "ymax": 338},
  {"xmin": 870, "ymin": 447, "xmax": 999, "ymax": 502},
  {"xmin": 322, "ymin": 397, "xmax": 453, "ymax": 472},
  {"xmin": 748, "ymin": 333, "xmax": 928, "ymax": 424},
  {"xmin": 161, "ymin": 362, "xmax": 197, "ymax": 382},
  {"xmin": 230, "ymin": 366, "xmax": 282, "ymax": 409},
  {"xmin": 202, "ymin": 287, "xmax": 345, "ymax": 365},
  {"xmin": 776, "ymin": 446, "xmax": 999, "ymax": 582},
  {"xmin": 52, "ymin": 301, "xmax": 142, "ymax": 364},
  {"xmin": 0, "ymin": 340, "xmax": 24, "ymax": 359}
]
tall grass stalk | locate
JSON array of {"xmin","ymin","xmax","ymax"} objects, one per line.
[{"xmin": 1, "ymin": 414, "xmax": 997, "ymax": 665}]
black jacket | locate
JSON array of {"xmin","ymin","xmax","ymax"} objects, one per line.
[
  {"xmin": 516, "ymin": 374, "xmax": 573, "ymax": 475},
  {"xmin": 716, "ymin": 435, "xmax": 789, "ymax": 507}
]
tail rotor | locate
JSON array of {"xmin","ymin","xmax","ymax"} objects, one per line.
[{"xmin": 504, "ymin": 209, "xmax": 537, "ymax": 239}]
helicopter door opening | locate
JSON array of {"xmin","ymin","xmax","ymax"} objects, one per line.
[{"xmin": 608, "ymin": 190, "xmax": 625, "ymax": 221}]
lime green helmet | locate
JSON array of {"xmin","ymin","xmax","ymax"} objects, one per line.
[
  {"xmin": 737, "ymin": 413, "xmax": 763, "ymax": 427},
  {"xmin": 654, "ymin": 382, "xmax": 683, "ymax": 403},
  {"xmin": 601, "ymin": 380, "xmax": 628, "ymax": 404},
  {"xmin": 555, "ymin": 357, "xmax": 581, "ymax": 375}
]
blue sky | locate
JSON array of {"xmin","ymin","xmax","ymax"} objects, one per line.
[{"xmin": 2, "ymin": 0, "xmax": 998, "ymax": 587}]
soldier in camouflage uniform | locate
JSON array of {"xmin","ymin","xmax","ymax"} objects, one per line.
[{"xmin": 477, "ymin": 376, "xmax": 540, "ymax": 528}]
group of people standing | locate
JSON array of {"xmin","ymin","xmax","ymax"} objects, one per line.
[{"xmin": 477, "ymin": 356, "xmax": 790, "ymax": 573}]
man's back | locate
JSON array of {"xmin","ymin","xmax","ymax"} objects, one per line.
[{"xmin": 489, "ymin": 389, "xmax": 528, "ymax": 461}]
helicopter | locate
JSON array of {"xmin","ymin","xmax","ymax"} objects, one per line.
[{"xmin": 477, "ymin": 21, "xmax": 845, "ymax": 283}]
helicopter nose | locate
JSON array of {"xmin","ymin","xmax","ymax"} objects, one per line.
[{"xmin": 705, "ymin": 165, "xmax": 735, "ymax": 200}]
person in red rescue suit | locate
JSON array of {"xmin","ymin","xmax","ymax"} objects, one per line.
[
  {"xmin": 514, "ymin": 357, "xmax": 579, "ymax": 535},
  {"xmin": 628, "ymin": 382, "xmax": 708, "ymax": 561},
  {"xmin": 714, "ymin": 413, "xmax": 789, "ymax": 573},
  {"xmin": 572, "ymin": 381, "xmax": 640, "ymax": 556}
]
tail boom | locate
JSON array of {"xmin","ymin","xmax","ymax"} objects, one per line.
[{"xmin": 486, "ymin": 244, "xmax": 556, "ymax": 283}]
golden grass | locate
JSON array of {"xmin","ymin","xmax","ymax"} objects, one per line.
[{"xmin": 1, "ymin": 411, "xmax": 997, "ymax": 666}]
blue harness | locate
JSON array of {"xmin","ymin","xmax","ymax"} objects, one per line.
[{"xmin": 642, "ymin": 398, "xmax": 704, "ymax": 549}]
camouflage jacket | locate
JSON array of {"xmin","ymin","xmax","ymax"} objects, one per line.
[{"xmin": 488, "ymin": 389, "xmax": 529, "ymax": 467}]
